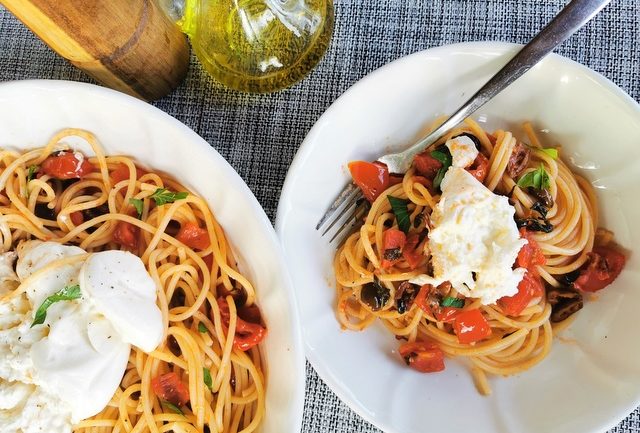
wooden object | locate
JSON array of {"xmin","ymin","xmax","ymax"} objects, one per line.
[{"xmin": 1, "ymin": 0, "xmax": 190, "ymax": 101}]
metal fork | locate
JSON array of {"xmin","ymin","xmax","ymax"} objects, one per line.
[{"xmin": 317, "ymin": 0, "xmax": 610, "ymax": 243}]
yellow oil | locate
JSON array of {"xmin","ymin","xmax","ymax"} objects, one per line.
[{"xmin": 180, "ymin": 0, "xmax": 334, "ymax": 93}]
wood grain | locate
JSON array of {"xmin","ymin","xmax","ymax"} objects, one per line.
[{"xmin": 1, "ymin": 0, "xmax": 190, "ymax": 101}]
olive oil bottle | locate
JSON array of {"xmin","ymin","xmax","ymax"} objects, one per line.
[{"xmin": 161, "ymin": 0, "xmax": 334, "ymax": 93}]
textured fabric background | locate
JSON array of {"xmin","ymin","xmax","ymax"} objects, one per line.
[{"xmin": 1, "ymin": 1, "xmax": 639, "ymax": 432}]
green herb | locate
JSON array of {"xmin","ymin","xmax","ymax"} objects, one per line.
[
  {"xmin": 539, "ymin": 147, "xmax": 559, "ymax": 159},
  {"xmin": 441, "ymin": 296, "xmax": 464, "ymax": 308},
  {"xmin": 203, "ymin": 367, "xmax": 213, "ymax": 390},
  {"xmin": 129, "ymin": 198, "xmax": 143, "ymax": 219},
  {"xmin": 430, "ymin": 148, "xmax": 452, "ymax": 190},
  {"xmin": 31, "ymin": 285, "xmax": 81, "ymax": 327},
  {"xmin": 517, "ymin": 164, "xmax": 550, "ymax": 190},
  {"xmin": 161, "ymin": 401, "xmax": 184, "ymax": 415},
  {"xmin": 25, "ymin": 165, "xmax": 39, "ymax": 198},
  {"xmin": 387, "ymin": 196, "xmax": 410, "ymax": 234},
  {"xmin": 27, "ymin": 165, "xmax": 39, "ymax": 182},
  {"xmin": 149, "ymin": 188, "xmax": 188, "ymax": 206},
  {"xmin": 198, "ymin": 322, "xmax": 208, "ymax": 333},
  {"xmin": 526, "ymin": 143, "xmax": 558, "ymax": 160}
]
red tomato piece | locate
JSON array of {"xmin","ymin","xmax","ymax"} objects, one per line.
[
  {"xmin": 402, "ymin": 233, "xmax": 423, "ymax": 270},
  {"xmin": 517, "ymin": 228, "xmax": 546, "ymax": 272},
  {"xmin": 70, "ymin": 211, "xmax": 84, "ymax": 226},
  {"xmin": 454, "ymin": 309, "xmax": 492, "ymax": 344},
  {"xmin": 41, "ymin": 151, "xmax": 93, "ymax": 179},
  {"xmin": 348, "ymin": 161, "xmax": 390, "ymax": 202},
  {"xmin": 574, "ymin": 246, "xmax": 626, "ymax": 292},
  {"xmin": 389, "ymin": 173, "xmax": 404, "ymax": 186},
  {"xmin": 413, "ymin": 284, "xmax": 432, "ymax": 315},
  {"xmin": 176, "ymin": 222, "xmax": 211, "ymax": 250},
  {"xmin": 113, "ymin": 221, "xmax": 139, "ymax": 249},
  {"xmin": 413, "ymin": 151, "xmax": 442, "ymax": 178},
  {"xmin": 498, "ymin": 272, "xmax": 544, "ymax": 316},
  {"xmin": 151, "ymin": 372, "xmax": 190, "ymax": 407},
  {"xmin": 413, "ymin": 283, "xmax": 461, "ymax": 322},
  {"xmin": 111, "ymin": 163, "xmax": 148, "ymax": 184},
  {"xmin": 398, "ymin": 340, "xmax": 445, "ymax": 373},
  {"xmin": 434, "ymin": 306, "xmax": 461, "ymax": 323},
  {"xmin": 381, "ymin": 228, "xmax": 406, "ymax": 269},
  {"xmin": 466, "ymin": 152, "xmax": 489, "ymax": 183},
  {"xmin": 217, "ymin": 297, "xmax": 267, "ymax": 352},
  {"xmin": 202, "ymin": 254, "xmax": 213, "ymax": 270}
]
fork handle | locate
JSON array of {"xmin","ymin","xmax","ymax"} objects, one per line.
[{"xmin": 398, "ymin": 0, "xmax": 611, "ymax": 168}]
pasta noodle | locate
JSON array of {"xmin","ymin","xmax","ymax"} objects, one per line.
[
  {"xmin": 333, "ymin": 118, "xmax": 615, "ymax": 395},
  {"xmin": 0, "ymin": 129, "xmax": 266, "ymax": 432}
]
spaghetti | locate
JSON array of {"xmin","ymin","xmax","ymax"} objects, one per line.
[
  {"xmin": 0, "ymin": 129, "xmax": 266, "ymax": 432},
  {"xmin": 334, "ymin": 118, "xmax": 625, "ymax": 395}
]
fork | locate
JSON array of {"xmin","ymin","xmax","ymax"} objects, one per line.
[{"xmin": 316, "ymin": 0, "xmax": 610, "ymax": 243}]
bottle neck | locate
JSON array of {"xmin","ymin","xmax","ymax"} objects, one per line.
[{"xmin": 158, "ymin": 0, "xmax": 198, "ymax": 37}]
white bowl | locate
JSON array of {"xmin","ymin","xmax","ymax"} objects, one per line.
[
  {"xmin": 276, "ymin": 41, "xmax": 640, "ymax": 433},
  {"xmin": 0, "ymin": 80, "xmax": 305, "ymax": 433}
]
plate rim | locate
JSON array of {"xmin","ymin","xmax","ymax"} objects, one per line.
[{"xmin": 275, "ymin": 40, "xmax": 640, "ymax": 433}]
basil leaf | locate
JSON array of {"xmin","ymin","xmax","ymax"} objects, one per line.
[
  {"xmin": 161, "ymin": 400, "xmax": 184, "ymax": 415},
  {"xmin": 387, "ymin": 196, "xmax": 410, "ymax": 234},
  {"xmin": 441, "ymin": 296, "xmax": 464, "ymax": 308},
  {"xmin": 539, "ymin": 147, "xmax": 558, "ymax": 159},
  {"xmin": 31, "ymin": 285, "xmax": 81, "ymax": 327},
  {"xmin": 517, "ymin": 165, "xmax": 550, "ymax": 190},
  {"xmin": 198, "ymin": 322, "xmax": 208, "ymax": 333},
  {"xmin": 25, "ymin": 165, "xmax": 39, "ymax": 198},
  {"xmin": 203, "ymin": 367, "xmax": 213, "ymax": 390},
  {"xmin": 27, "ymin": 165, "xmax": 39, "ymax": 182},
  {"xmin": 150, "ymin": 188, "xmax": 189, "ymax": 206},
  {"xmin": 430, "ymin": 148, "xmax": 452, "ymax": 190},
  {"xmin": 525, "ymin": 143, "xmax": 558, "ymax": 160},
  {"xmin": 129, "ymin": 198, "xmax": 143, "ymax": 219}
]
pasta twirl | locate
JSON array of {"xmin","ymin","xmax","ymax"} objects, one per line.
[
  {"xmin": 0, "ymin": 129, "xmax": 266, "ymax": 433},
  {"xmin": 334, "ymin": 118, "xmax": 624, "ymax": 395}
]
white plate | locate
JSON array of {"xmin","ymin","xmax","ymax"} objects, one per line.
[
  {"xmin": 276, "ymin": 42, "xmax": 640, "ymax": 433},
  {"xmin": 0, "ymin": 80, "xmax": 305, "ymax": 433}
]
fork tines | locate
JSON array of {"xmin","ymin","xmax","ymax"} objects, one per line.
[{"xmin": 316, "ymin": 183, "xmax": 367, "ymax": 243}]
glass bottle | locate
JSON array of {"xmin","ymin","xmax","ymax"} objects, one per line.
[{"xmin": 161, "ymin": 0, "xmax": 334, "ymax": 93}]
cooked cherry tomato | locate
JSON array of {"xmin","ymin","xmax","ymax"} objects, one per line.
[
  {"xmin": 398, "ymin": 340, "xmax": 445, "ymax": 373},
  {"xmin": 413, "ymin": 175, "xmax": 434, "ymax": 191},
  {"xmin": 414, "ymin": 283, "xmax": 461, "ymax": 322},
  {"xmin": 453, "ymin": 309, "xmax": 491, "ymax": 344},
  {"xmin": 381, "ymin": 228, "xmax": 406, "ymax": 269},
  {"xmin": 348, "ymin": 161, "xmax": 390, "ymax": 202},
  {"xmin": 434, "ymin": 306, "xmax": 461, "ymax": 323},
  {"xmin": 176, "ymin": 222, "xmax": 210, "ymax": 250},
  {"xmin": 217, "ymin": 297, "xmax": 267, "ymax": 351},
  {"xmin": 202, "ymin": 254, "xmax": 213, "ymax": 270},
  {"xmin": 151, "ymin": 372, "xmax": 190, "ymax": 407},
  {"xmin": 389, "ymin": 173, "xmax": 404, "ymax": 186},
  {"xmin": 113, "ymin": 221, "xmax": 139, "ymax": 249},
  {"xmin": 402, "ymin": 233, "xmax": 423, "ymax": 270},
  {"xmin": 498, "ymin": 272, "xmax": 545, "ymax": 316},
  {"xmin": 111, "ymin": 163, "xmax": 148, "ymax": 184},
  {"xmin": 517, "ymin": 228, "xmax": 546, "ymax": 272},
  {"xmin": 413, "ymin": 151, "xmax": 442, "ymax": 178},
  {"xmin": 413, "ymin": 284, "xmax": 431, "ymax": 314},
  {"xmin": 70, "ymin": 211, "xmax": 84, "ymax": 226},
  {"xmin": 466, "ymin": 152, "xmax": 489, "ymax": 183},
  {"xmin": 574, "ymin": 246, "xmax": 626, "ymax": 292},
  {"xmin": 41, "ymin": 151, "xmax": 93, "ymax": 179}
]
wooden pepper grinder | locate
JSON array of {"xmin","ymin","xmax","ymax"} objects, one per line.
[{"xmin": 1, "ymin": 0, "xmax": 190, "ymax": 101}]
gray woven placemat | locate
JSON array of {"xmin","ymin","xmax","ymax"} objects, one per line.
[{"xmin": 1, "ymin": 1, "xmax": 639, "ymax": 432}]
